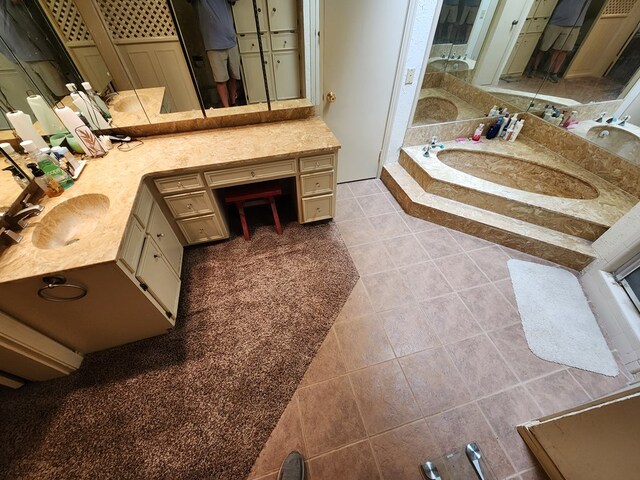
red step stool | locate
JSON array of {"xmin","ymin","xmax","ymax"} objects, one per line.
[{"xmin": 223, "ymin": 181, "xmax": 283, "ymax": 241}]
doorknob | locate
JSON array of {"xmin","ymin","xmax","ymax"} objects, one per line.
[{"xmin": 326, "ymin": 91, "xmax": 336, "ymax": 103}]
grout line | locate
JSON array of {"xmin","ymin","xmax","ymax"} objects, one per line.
[
  {"xmin": 475, "ymin": 398, "xmax": 521, "ymax": 476},
  {"xmin": 565, "ymin": 368, "xmax": 596, "ymax": 401}
]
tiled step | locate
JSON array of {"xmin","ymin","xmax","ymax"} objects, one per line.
[
  {"xmin": 381, "ymin": 162, "xmax": 596, "ymax": 270},
  {"xmin": 400, "ymin": 148, "xmax": 608, "ymax": 241}
]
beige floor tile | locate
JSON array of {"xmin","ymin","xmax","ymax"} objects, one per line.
[
  {"xmin": 494, "ymin": 278, "xmax": 517, "ymax": 307},
  {"xmin": 349, "ymin": 360, "xmax": 422, "ymax": 435},
  {"xmin": 458, "ymin": 284, "xmax": 520, "ymax": 332},
  {"xmin": 250, "ymin": 395, "xmax": 307, "ymax": 478},
  {"xmin": 298, "ymin": 376, "xmax": 367, "ymax": 457},
  {"xmin": 335, "ymin": 313, "xmax": 396, "ymax": 371},
  {"xmin": 398, "ymin": 211, "xmax": 442, "ymax": 233},
  {"xmin": 434, "ymin": 253, "xmax": 491, "ymax": 291},
  {"xmin": 336, "ymin": 183, "xmax": 354, "ymax": 200},
  {"xmin": 357, "ymin": 194, "xmax": 396, "ymax": 217},
  {"xmin": 336, "ymin": 217, "xmax": 375, "ymax": 247},
  {"xmin": 308, "ymin": 440, "xmax": 381, "ymax": 480},
  {"xmin": 424, "ymin": 403, "xmax": 516, "ymax": 479},
  {"xmin": 525, "ymin": 370, "xmax": 591, "ymax": 416},
  {"xmin": 568, "ymin": 362, "xmax": 630, "ymax": 400},
  {"xmin": 348, "ymin": 242, "xmax": 396, "ymax": 275},
  {"xmin": 370, "ymin": 420, "xmax": 439, "ymax": 480},
  {"xmin": 380, "ymin": 304, "xmax": 440, "ymax": 357},
  {"xmin": 384, "ymin": 192, "xmax": 404, "ymax": 212},
  {"xmin": 368, "ymin": 212, "xmax": 412, "ymax": 240},
  {"xmin": 300, "ymin": 329, "xmax": 346, "ymax": 386},
  {"xmin": 447, "ymin": 334, "xmax": 518, "ymax": 398},
  {"xmin": 335, "ymin": 279, "xmax": 375, "ymax": 323},
  {"xmin": 467, "ymin": 245, "xmax": 512, "ymax": 281},
  {"xmin": 488, "ymin": 324, "xmax": 564, "ymax": 382},
  {"xmin": 399, "ymin": 347, "xmax": 471, "ymax": 417},
  {"xmin": 415, "ymin": 228, "xmax": 464, "ymax": 259},
  {"xmin": 398, "ymin": 262, "xmax": 453, "ymax": 302},
  {"xmin": 334, "ymin": 197, "xmax": 365, "ymax": 223},
  {"xmin": 421, "ymin": 293, "xmax": 483, "ymax": 344},
  {"xmin": 349, "ymin": 179, "xmax": 382, "ymax": 197},
  {"xmin": 361, "ymin": 270, "xmax": 415, "ymax": 312},
  {"xmin": 519, "ymin": 465, "xmax": 550, "ymax": 480},
  {"xmin": 478, "ymin": 386, "xmax": 543, "ymax": 472},
  {"xmin": 382, "ymin": 234, "xmax": 430, "ymax": 268},
  {"xmin": 448, "ymin": 229, "xmax": 492, "ymax": 251}
]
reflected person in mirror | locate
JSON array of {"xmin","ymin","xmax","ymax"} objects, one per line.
[
  {"xmin": 436, "ymin": 0, "xmax": 459, "ymax": 43},
  {"xmin": 191, "ymin": 0, "xmax": 241, "ymax": 107},
  {"xmin": 526, "ymin": 0, "xmax": 592, "ymax": 83},
  {"xmin": 458, "ymin": 0, "xmax": 480, "ymax": 44}
]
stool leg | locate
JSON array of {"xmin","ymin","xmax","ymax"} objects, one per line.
[
  {"xmin": 236, "ymin": 202, "xmax": 250, "ymax": 241},
  {"xmin": 269, "ymin": 196, "xmax": 283, "ymax": 235}
]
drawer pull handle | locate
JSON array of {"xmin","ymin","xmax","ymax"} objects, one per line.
[
  {"xmin": 177, "ymin": 182, "xmax": 183, "ymax": 187},
  {"xmin": 154, "ymin": 254, "xmax": 161, "ymax": 259},
  {"xmin": 199, "ymin": 228, "xmax": 205, "ymax": 234},
  {"xmin": 315, "ymin": 162, "xmax": 319, "ymax": 167},
  {"xmin": 251, "ymin": 43, "xmax": 255, "ymax": 47},
  {"xmin": 187, "ymin": 203, "xmax": 193, "ymax": 209},
  {"xmin": 316, "ymin": 207, "xmax": 321, "ymax": 212},
  {"xmin": 250, "ymin": 171, "xmax": 256, "ymax": 177},
  {"xmin": 315, "ymin": 182, "xmax": 321, "ymax": 188},
  {"xmin": 157, "ymin": 233, "xmax": 164, "ymax": 238}
]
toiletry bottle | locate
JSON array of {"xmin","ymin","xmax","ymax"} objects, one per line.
[
  {"xmin": 27, "ymin": 163, "xmax": 63, "ymax": 197},
  {"xmin": 486, "ymin": 117, "xmax": 502, "ymax": 140},
  {"xmin": 497, "ymin": 114, "xmax": 510, "ymax": 137},
  {"xmin": 509, "ymin": 119, "xmax": 525, "ymax": 142},
  {"xmin": 66, "ymin": 83, "xmax": 110, "ymax": 130},
  {"xmin": 2, "ymin": 165, "xmax": 29, "ymax": 189},
  {"xmin": 488, "ymin": 105, "xmax": 498, "ymax": 117},
  {"xmin": 562, "ymin": 111, "xmax": 577, "ymax": 128},
  {"xmin": 51, "ymin": 146, "xmax": 75, "ymax": 177},
  {"xmin": 472, "ymin": 123, "xmax": 484, "ymax": 141},
  {"xmin": 1, "ymin": 142, "xmax": 21, "ymax": 165},
  {"xmin": 36, "ymin": 148, "xmax": 74, "ymax": 190},
  {"xmin": 81, "ymin": 82, "xmax": 112, "ymax": 120},
  {"xmin": 501, "ymin": 113, "xmax": 518, "ymax": 139}
]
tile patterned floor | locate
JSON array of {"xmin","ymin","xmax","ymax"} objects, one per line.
[{"xmin": 248, "ymin": 179, "xmax": 632, "ymax": 480}]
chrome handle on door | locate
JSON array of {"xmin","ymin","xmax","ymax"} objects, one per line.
[{"xmin": 326, "ymin": 92, "xmax": 336, "ymax": 103}]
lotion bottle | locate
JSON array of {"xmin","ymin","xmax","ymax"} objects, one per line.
[{"xmin": 472, "ymin": 123, "xmax": 484, "ymax": 141}]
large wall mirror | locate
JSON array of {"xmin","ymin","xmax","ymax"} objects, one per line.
[{"xmin": 413, "ymin": 0, "xmax": 640, "ymax": 166}]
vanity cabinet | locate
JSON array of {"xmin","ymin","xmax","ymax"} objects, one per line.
[{"xmin": 233, "ymin": 0, "xmax": 301, "ymax": 103}]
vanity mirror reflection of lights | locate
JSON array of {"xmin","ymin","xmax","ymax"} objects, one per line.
[{"xmin": 416, "ymin": 0, "xmax": 640, "ymax": 165}]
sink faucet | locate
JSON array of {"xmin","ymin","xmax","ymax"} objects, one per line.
[
  {"xmin": 595, "ymin": 112, "xmax": 606, "ymax": 123},
  {"xmin": 1, "ymin": 183, "xmax": 46, "ymax": 231},
  {"xmin": 618, "ymin": 115, "xmax": 631, "ymax": 127},
  {"xmin": 423, "ymin": 136, "xmax": 439, "ymax": 157},
  {"xmin": 5, "ymin": 203, "xmax": 45, "ymax": 230},
  {"xmin": 0, "ymin": 226, "xmax": 22, "ymax": 244}
]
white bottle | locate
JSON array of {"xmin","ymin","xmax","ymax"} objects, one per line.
[
  {"xmin": 488, "ymin": 105, "xmax": 498, "ymax": 117},
  {"xmin": 509, "ymin": 119, "xmax": 525, "ymax": 142},
  {"xmin": 81, "ymin": 82, "xmax": 112, "ymax": 120},
  {"xmin": 66, "ymin": 83, "xmax": 110, "ymax": 130},
  {"xmin": 5, "ymin": 111, "xmax": 48, "ymax": 149}
]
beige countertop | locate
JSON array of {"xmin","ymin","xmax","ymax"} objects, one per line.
[{"xmin": 0, "ymin": 116, "xmax": 339, "ymax": 284}]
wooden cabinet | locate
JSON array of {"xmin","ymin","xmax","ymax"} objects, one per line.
[
  {"xmin": 297, "ymin": 153, "xmax": 337, "ymax": 223},
  {"xmin": 178, "ymin": 215, "xmax": 227, "ymax": 244},
  {"xmin": 233, "ymin": 0, "xmax": 300, "ymax": 103},
  {"xmin": 147, "ymin": 205, "xmax": 183, "ymax": 276},
  {"xmin": 136, "ymin": 237, "xmax": 181, "ymax": 317}
]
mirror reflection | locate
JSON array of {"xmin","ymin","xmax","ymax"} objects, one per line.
[{"xmin": 415, "ymin": 0, "xmax": 640, "ymax": 166}]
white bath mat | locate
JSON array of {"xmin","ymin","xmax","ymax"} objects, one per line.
[{"xmin": 508, "ymin": 259, "xmax": 618, "ymax": 377}]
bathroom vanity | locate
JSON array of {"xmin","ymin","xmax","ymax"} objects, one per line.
[{"xmin": 0, "ymin": 117, "xmax": 340, "ymax": 380}]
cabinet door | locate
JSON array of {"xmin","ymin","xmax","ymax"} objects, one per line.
[
  {"xmin": 267, "ymin": 0, "xmax": 297, "ymax": 31},
  {"xmin": 178, "ymin": 215, "xmax": 227, "ymax": 244},
  {"xmin": 272, "ymin": 50, "xmax": 300, "ymax": 100},
  {"xmin": 148, "ymin": 204, "xmax": 183, "ymax": 276},
  {"xmin": 233, "ymin": 0, "xmax": 267, "ymax": 33},
  {"xmin": 535, "ymin": 0, "xmax": 558, "ymax": 18},
  {"xmin": 136, "ymin": 237, "xmax": 181, "ymax": 318},
  {"xmin": 241, "ymin": 53, "xmax": 273, "ymax": 103},
  {"xmin": 510, "ymin": 34, "xmax": 540, "ymax": 75},
  {"xmin": 120, "ymin": 217, "xmax": 146, "ymax": 273}
]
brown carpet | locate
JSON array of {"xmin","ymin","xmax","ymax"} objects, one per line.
[{"xmin": 0, "ymin": 221, "xmax": 358, "ymax": 480}]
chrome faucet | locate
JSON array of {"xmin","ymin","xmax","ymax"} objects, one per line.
[
  {"xmin": 619, "ymin": 115, "xmax": 631, "ymax": 127},
  {"xmin": 0, "ymin": 226, "xmax": 22, "ymax": 244},
  {"xmin": 595, "ymin": 112, "xmax": 606, "ymax": 123},
  {"xmin": 5, "ymin": 203, "xmax": 44, "ymax": 229},
  {"xmin": 423, "ymin": 136, "xmax": 439, "ymax": 157}
]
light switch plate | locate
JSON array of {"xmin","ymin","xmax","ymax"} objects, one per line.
[{"xmin": 405, "ymin": 68, "xmax": 415, "ymax": 85}]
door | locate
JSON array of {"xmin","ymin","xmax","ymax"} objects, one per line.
[
  {"xmin": 273, "ymin": 50, "xmax": 300, "ymax": 99},
  {"xmin": 322, "ymin": 0, "xmax": 409, "ymax": 183}
]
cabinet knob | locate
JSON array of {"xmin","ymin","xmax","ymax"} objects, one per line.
[
  {"xmin": 157, "ymin": 233, "xmax": 164, "ymax": 238},
  {"xmin": 277, "ymin": 60, "xmax": 281, "ymax": 64},
  {"xmin": 199, "ymin": 228, "xmax": 205, "ymax": 234},
  {"xmin": 315, "ymin": 182, "xmax": 321, "ymax": 188},
  {"xmin": 251, "ymin": 171, "xmax": 256, "ymax": 177},
  {"xmin": 316, "ymin": 207, "xmax": 321, "ymax": 212},
  {"xmin": 315, "ymin": 162, "xmax": 320, "ymax": 167},
  {"xmin": 251, "ymin": 43, "xmax": 255, "ymax": 47},
  {"xmin": 272, "ymin": 7, "xmax": 276, "ymax": 12},
  {"xmin": 187, "ymin": 203, "xmax": 193, "ymax": 209},
  {"xmin": 257, "ymin": 7, "xmax": 261, "ymax": 12}
]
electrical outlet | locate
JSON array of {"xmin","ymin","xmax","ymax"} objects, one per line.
[{"xmin": 405, "ymin": 68, "xmax": 415, "ymax": 85}]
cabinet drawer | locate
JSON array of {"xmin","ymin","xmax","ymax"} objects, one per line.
[
  {"xmin": 527, "ymin": 17, "xmax": 548, "ymax": 33},
  {"xmin": 301, "ymin": 194, "xmax": 334, "ymax": 223},
  {"xmin": 148, "ymin": 205, "xmax": 183, "ymax": 276},
  {"xmin": 301, "ymin": 170, "xmax": 334, "ymax": 197},
  {"xmin": 299, "ymin": 154, "xmax": 335, "ymax": 173},
  {"xmin": 132, "ymin": 184, "xmax": 153, "ymax": 226},
  {"xmin": 178, "ymin": 215, "xmax": 226, "ymax": 244},
  {"xmin": 271, "ymin": 32, "xmax": 297, "ymax": 51},
  {"xmin": 119, "ymin": 217, "xmax": 146, "ymax": 273},
  {"xmin": 136, "ymin": 237, "xmax": 181, "ymax": 318},
  {"xmin": 238, "ymin": 33, "xmax": 270, "ymax": 53},
  {"xmin": 165, "ymin": 191, "xmax": 214, "ymax": 219},
  {"xmin": 154, "ymin": 173, "xmax": 203, "ymax": 194},
  {"xmin": 205, "ymin": 159, "xmax": 296, "ymax": 187}
]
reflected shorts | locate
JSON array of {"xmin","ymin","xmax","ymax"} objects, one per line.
[
  {"xmin": 439, "ymin": 5, "xmax": 458, "ymax": 23},
  {"xmin": 459, "ymin": 6, "xmax": 478, "ymax": 25},
  {"xmin": 540, "ymin": 24, "xmax": 580, "ymax": 52},
  {"xmin": 207, "ymin": 45, "xmax": 241, "ymax": 83}
]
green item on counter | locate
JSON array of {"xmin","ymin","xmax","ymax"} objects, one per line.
[
  {"xmin": 49, "ymin": 132, "xmax": 84, "ymax": 154},
  {"xmin": 37, "ymin": 156, "xmax": 74, "ymax": 190}
]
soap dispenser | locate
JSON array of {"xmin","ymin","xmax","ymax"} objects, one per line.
[{"xmin": 27, "ymin": 163, "xmax": 63, "ymax": 197}]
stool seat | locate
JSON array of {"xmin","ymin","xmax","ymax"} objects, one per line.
[{"xmin": 224, "ymin": 181, "xmax": 283, "ymax": 241}]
